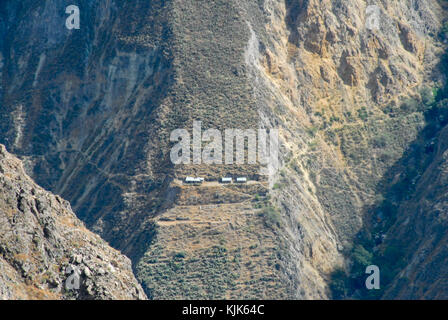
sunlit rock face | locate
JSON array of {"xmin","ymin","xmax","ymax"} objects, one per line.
[{"xmin": 0, "ymin": 144, "xmax": 146, "ymax": 300}]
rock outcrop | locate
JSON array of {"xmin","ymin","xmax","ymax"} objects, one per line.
[{"xmin": 0, "ymin": 144, "xmax": 146, "ymax": 300}]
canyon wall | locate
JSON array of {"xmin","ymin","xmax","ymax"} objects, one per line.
[{"xmin": 0, "ymin": 0, "xmax": 446, "ymax": 299}]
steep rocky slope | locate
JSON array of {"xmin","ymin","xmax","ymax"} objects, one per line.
[
  {"xmin": 249, "ymin": 0, "xmax": 448, "ymax": 299},
  {"xmin": 0, "ymin": 0, "xmax": 447, "ymax": 299},
  {"xmin": 0, "ymin": 144, "xmax": 146, "ymax": 299},
  {"xmin": 382, "ymin": 123, "xmax": 448, "ymax": 299}
]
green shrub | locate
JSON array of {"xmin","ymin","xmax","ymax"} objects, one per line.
[
  {"xmin": 351, "ymin": 245, "xmax": 373, "ymax": 279},
  {"xmin": 173, "ymin": 251, "xmax": 187, "ymax": 259},
  {"xmin": 357, "ymin": 107, "xmax": 368, "ymax": 121},
  {"xmin": 439, "ymin": 21, "xmax": 448, "ymax": 40},
  {"xmin": 420, "ymin": 87, "xmax": 436, "ymax": 107},
  {"xmin": 259, "ymin": 206, "xmax": 281, "ymax": 229},
  {"xmin": 329, "ymin": 268, "xmax": 349, "ymax": 299},
  {"xmin": 306, "ymin": 126, "xmax": 319, "ymax": 137},
  {"xmin": 400, "ymin": 98, "xmax": 419, "ymax": 113}
]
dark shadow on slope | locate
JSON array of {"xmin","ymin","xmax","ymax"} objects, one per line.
[
  {"xmin": 0, "ymin": 1, "xmax": 179, "ymax": 299},
  {"xmin": 284, "ymin": 0, "xmax": 307, "ymax": 47},
  {"xmin": 330, "ymin": 51, "xmax": 448, "ymax": 300}
]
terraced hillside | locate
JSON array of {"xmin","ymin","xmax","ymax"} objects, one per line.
[{"xmin": 137, "ymin": 180, "xmax": 292, "ymax": 299}]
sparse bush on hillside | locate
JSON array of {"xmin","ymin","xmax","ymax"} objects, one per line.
[
  {"xmin": 174, "ymin": 251, "xmax": 187, "ymax": 260},
  {"xmin": 259, "ymin": 206, "xmax": 281, "ymax": 229},
  {"xmin": 420, "ymin": 87, "xmax": 437, "ymax": 107},
  {"xmin": 357, "ymin": 107, "xmax": 368, "ymax": 121},
  {"xmin": 439, "ymin": 21, "xmax": 448, "ymax": 40},
  {"xmin": 290, "ymin": 161, "xmax": 303, "ymax": 175},
  {"xmin": 400, "ymin": 97, "xmax": 420, "ymax": 113},
  {"xmin": 371, "ymin": 135, "xmax": 388, "ymax": 148},
  {"xmin": 351, "ymin": 245, "xmax": 373, "ymax": 278},
  {"xmin": 329, "ymin": 268, "xmax": 349, "ymax": 300},
  {"xmin": 306, "ymin": 126, "xmax": 319, "ymax": 137}
]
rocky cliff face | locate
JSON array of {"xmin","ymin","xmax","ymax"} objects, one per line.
[
  {"xmin": 248, "ymin": 0, "xmax": 447, "ymax": 299},
  {"xmin": 379, "ymin": 122, "xmax": 448, "ymax": 299},
  {"xmin": 0, "ymin": 144, "xmax": 146, "ymax": 299},
  {"xmin": 0, "ymin": 0, "xmax": 447, "ymax": 299}
]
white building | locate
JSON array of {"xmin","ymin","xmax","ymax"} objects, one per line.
[
  {"xmin": 236, "ymin": 177, "xmax": 247, "ymax": 183},
  {"xmin": 220, "ymin": 177, "xmax": 232, "ymax": 183},
  {"xmin": 185, "ymin": 177, "xmax": 204, "ymax": 184}
]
